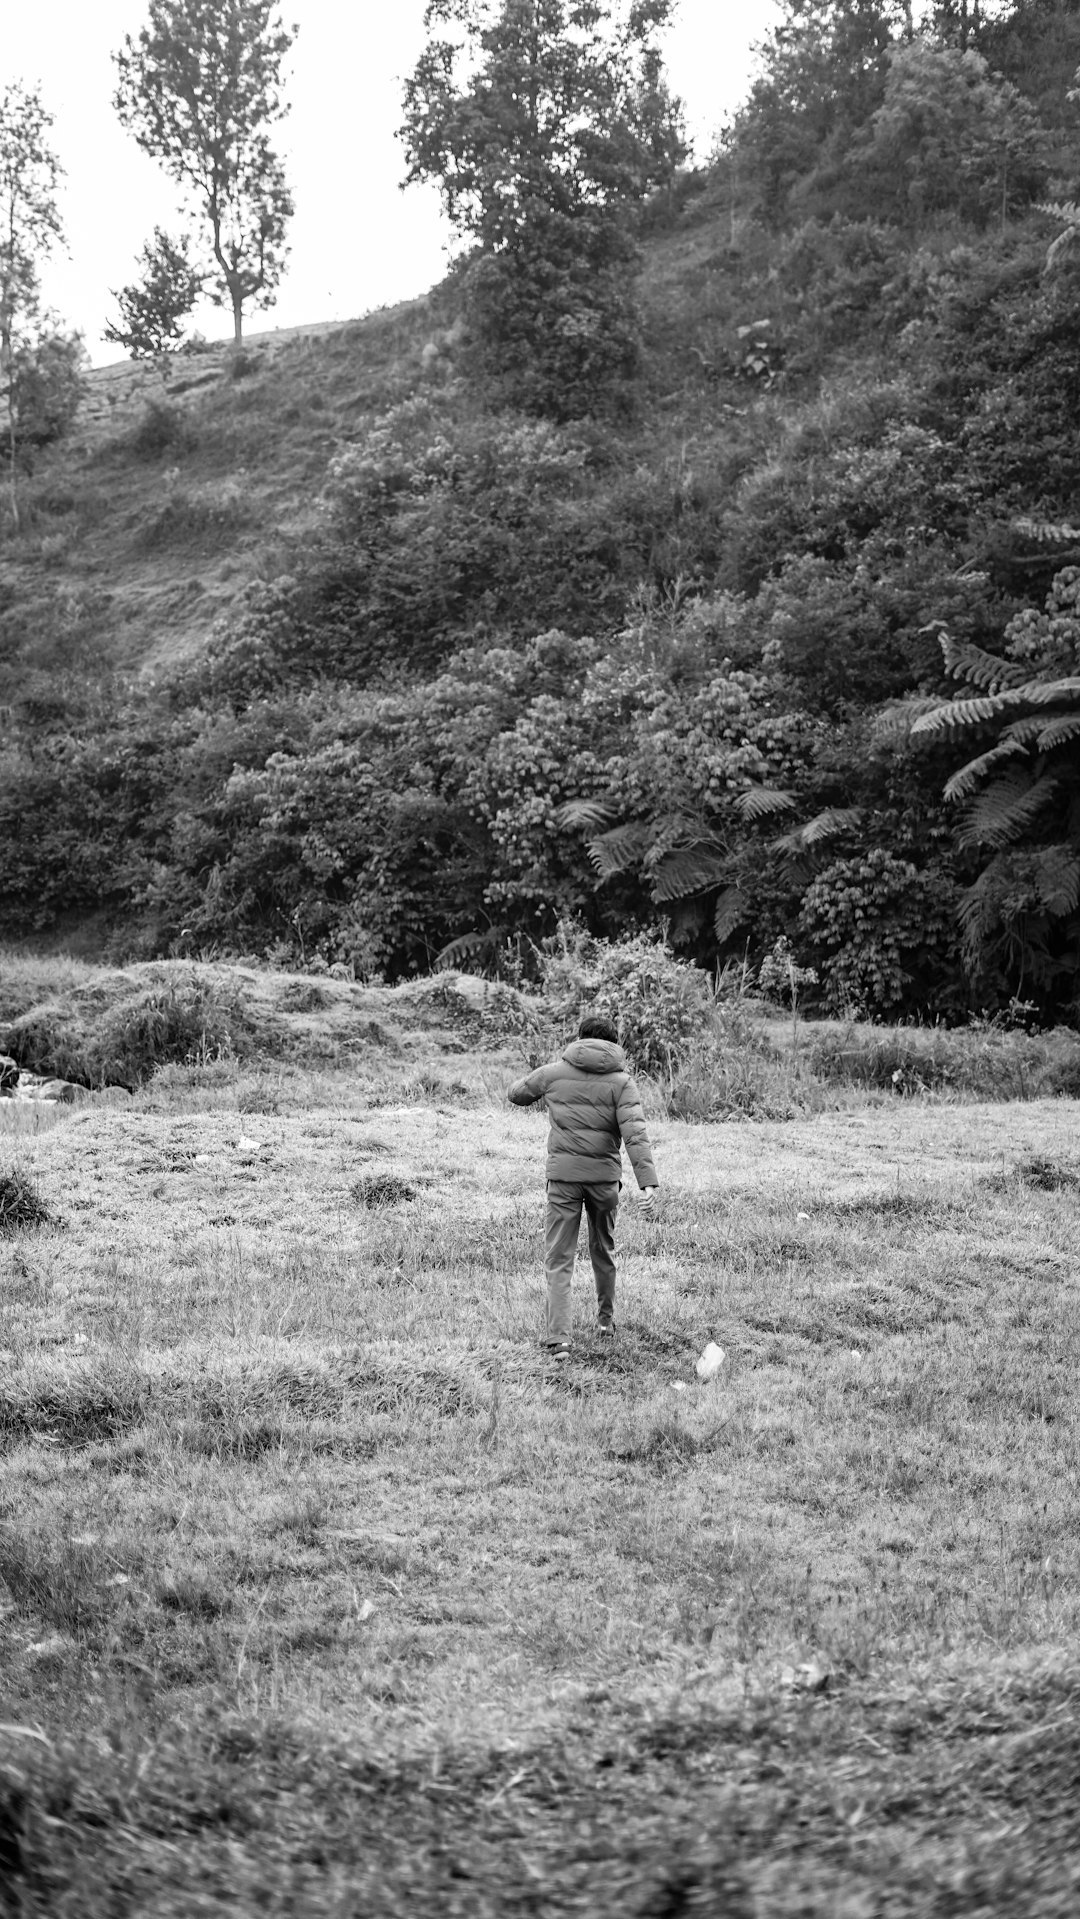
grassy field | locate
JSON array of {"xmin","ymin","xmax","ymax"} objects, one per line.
[{"xmin": 2, "ymin": 1045, "xmax": 1080, "ymax": 1915}]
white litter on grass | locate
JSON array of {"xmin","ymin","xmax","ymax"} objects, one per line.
[
  {"xmin": 796, "ymin": 1210, "xmax": 811, "ymax": 1221},
  {"xmin": 194, "ymin": 1154, "xmax": 212, "ymax": 1166},
  {"xmin": 672, "ymin": 1381, "xmax": 687, "ymax": 1393},
  {"xmin": 780, "ymin": 1659, "xmax": 830, "ymax": 1694},
  {"xmin": 236, "ymin": 1135, "xmax": 264, "ymax": 1153},
  {"xmin": 695, "ymin": 1342, "xmax": 725, "ymax": 1380}
]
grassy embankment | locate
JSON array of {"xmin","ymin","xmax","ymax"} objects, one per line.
[{"xmin": 1, "ymin": 960, "xmax": 1080, "ymax": 1913}]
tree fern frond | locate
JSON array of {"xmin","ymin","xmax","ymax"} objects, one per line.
[
  {"xmin": 770, "ymin": 806, "xmax": 862, "ymax": 854},
  {"xmin": 1036, "ymin": 200, "xmax": 1080, "ymax": 222},
  {"xmin": 712, "ymin": 885, "xmax": 747, "ymax": 943},
  {"xmin": 1033, "ymin": 713, "xmax": 1080, "ymax": 751},
  {"xmin": 943, "ymin": 740, "xmax": 1026, "ymax": 803},
  {"xmin": 1036, "ymin": 845, "xmax": 1080, "ymax": 917},
  {"xmin": 958, "ymin": 771, "xmax": 1059, "ymax": 849},
  {"xmin": 435, "ymin": 929, "xmax": 500, "ymax": 970},
  {"xmin": 556, "ymin": 797, "xmax": 616, "ymax": 831},
  {"xmin": 1018, "ymin": 676, "xmax": 1080, "ymax": 707},
  {"xmin": 911, "ymin": 692, "xmax": 1015, "ymax": 735},
  {"xmin": 1012, "ymin": 515, "xmax": 1080, "ymax": 545},
  {"xmin": 587, "ymin": 822, "xmax": 650, "ymax": 878},
  {"xmin": 957, "ymin": 862, "xmax": 1004, "ymax": 935},
  {"xmin": 998, "ymin": 714, "xmax": 1056, "ymax": 747},
  {"xmin": 1046, "ymin": 225, "xmax": 1080, "ymax": 271},
  {"xmin": 874, "ymin": 697, "xmax": 942, "ymax": 743},
  {"xmin": 650, "ymin": 845, "xmax": 729, "ymax": 904},
  {"xmin": 801, "ymin": 806, "xmax": 862, "ymax": 846},
  {"xmin": 731, "ymin": 785, "xmax": 795, "ymax": 821},
  {"xmin": 939, "ymin": 635, "xmax": 1030, "ymax": 691}
]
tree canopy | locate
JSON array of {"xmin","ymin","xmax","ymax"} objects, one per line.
[{"xmin": 400, "ymin": 0, "xmax": 686, "ymax": 415}]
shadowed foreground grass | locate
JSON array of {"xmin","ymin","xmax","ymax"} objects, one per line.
[{"xmin": 1, "ymin": 1061, "xmax": 1079, "ymax": 1914}]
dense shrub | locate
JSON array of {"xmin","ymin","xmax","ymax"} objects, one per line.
[
  {"xmin": 9, "ymin": 330, "xmax": 87, "ymax": 462},
  {"xmin": 536, "ymin": 926, "xmax": 713, "ymax": 1075},
  {"xmin": 129, "ymin": 399, "xmax": 198, "ymax": 459},
  {"xmin": 799, "ymin": 851, "xmax": 960, "ymax": 1018}
]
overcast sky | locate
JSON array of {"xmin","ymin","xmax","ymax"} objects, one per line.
[{"xmin": 6, "ymin": 0, "xmax": 779, "ymax": 366}]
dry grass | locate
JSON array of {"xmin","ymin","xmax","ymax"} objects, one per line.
[{"xmin": 1, "ymin": 1052, "xmax": 1079, "ymax": 1912}]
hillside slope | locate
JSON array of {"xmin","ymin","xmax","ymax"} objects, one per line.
[{"xmin": 1, "ymin": 300, "xmax": 438, "ymax": 690}]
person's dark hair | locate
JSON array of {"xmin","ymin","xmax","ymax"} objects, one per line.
[{"xmin": 578, "ymin": 1015, "xmax": 618, "ymax": 1044}]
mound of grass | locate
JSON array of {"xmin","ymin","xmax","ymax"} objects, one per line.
[
  {"xmin": 1015, "ymin": 1155, "xmax": 1080, "ymax": 1191},
  {"xmin": 806, "ymin": 1022, "xmax": 1080, "ymax": 1101},
  {"xmin": 0, "ymin": 1362, "xmax": 148, "ymax": 1448},
  {"xmin": 1, "ymin": 969, "xmax": 254, "ymax": 1086},
  {"xmin": 350, "ymin": 1172, "xmax": 419, "ymax": 1207},
  {"xmin": 93, "ymin": 977, "xmax": 250, "ymax": 1083},
  {"xmin": 0, "ymin": 1168, "xmax": 51, "ymax": 1235},
  {"xmin": 982, "ymin": 1154, "xmax": 1080, "ymax": 1195},
  {"xmin": 6, "ymin": 1668, "xmax": 1080, "ymax": 1916}
]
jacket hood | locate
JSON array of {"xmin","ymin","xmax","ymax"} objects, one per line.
[{"xmin": 561, "ymin": 1038, "xmax": 628, "ymax": 1075}]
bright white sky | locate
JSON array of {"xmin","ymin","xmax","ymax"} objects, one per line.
[{"xmin": 6, "ymin": 0, "xmax": 779, "ymax": 366}]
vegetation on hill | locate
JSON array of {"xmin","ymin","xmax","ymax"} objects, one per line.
[{"xmin": 3, "ymin": 0, "xmax": 1080, "ymax": 1022}]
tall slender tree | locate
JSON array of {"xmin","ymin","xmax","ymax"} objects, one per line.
[
  {"xmin": 0, "ymin": 82, "xmax": 64, "ymax": 529},
  {"xmin": 114, "ymin": 0, "xmax": 295, "ymax": 348}
]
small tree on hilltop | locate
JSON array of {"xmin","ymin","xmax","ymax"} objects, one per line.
[
  {"xmin": 114, "ymin": 0, "xmax": 295, "ymax": 349},
  {"xmin": 104, "ymin": 227, "xmax": 204, "ymax": 371},
  {"xmin": 0, "ymin": 82, "xmax": 65, "ymax": 527},
  {"xmin": 400, "ymin": 0, "xmax": 686, "ymax": 419}
]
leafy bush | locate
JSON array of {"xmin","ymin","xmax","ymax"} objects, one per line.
[
  {"xmin": 10, "ymin": 330, "xmax": 87, "ymax": 460},
  {"xmin": 536, "ymin": 925, "xmax": 712, "ymax": 1075},
  {"xmin": 799, "ymin": 851, "xmax": 958, "ymax": 1017},
  {"xmin": 129, "ymin": 398, "xmax": 198, "ymax": 458}
]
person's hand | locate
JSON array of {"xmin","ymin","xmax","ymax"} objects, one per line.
[{"xmin": 639, "ymin": 1186, "xmax": 658, "ymax": 1218}]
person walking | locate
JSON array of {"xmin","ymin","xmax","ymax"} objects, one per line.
[{"xmin": 508, "ymin": 1014, "xmax": 659, "ymax": 1361}]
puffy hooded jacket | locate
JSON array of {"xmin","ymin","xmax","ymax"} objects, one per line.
[{"xmin": 508, "ymin": 1038, "xmax": 658, "ymax": 1188}]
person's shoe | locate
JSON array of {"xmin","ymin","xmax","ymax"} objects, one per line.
[
  {"xmin": 597, "ymin": 1319, "xmax": 616, "ymax": 1341},
  {"xmin": 546, "ymin": 1341, "xmax": 571, "ymax": 1364}
]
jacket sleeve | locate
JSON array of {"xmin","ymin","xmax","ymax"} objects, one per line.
[
  {"xmin": 615, "ymin": 1075, "xmax": 658, "ymax": 1187},
  {"xmin": 508, "ymin": 1063, "xmax": 553, "ymax": 1107}
]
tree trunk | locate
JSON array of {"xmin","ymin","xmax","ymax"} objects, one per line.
[
  {"xmin": 2, "ymin": 346, "xmax": 17, "ymax": 533},
  {"xmin": 7, "ymin": 412, "xmax": 17, "ymax": 532},
  {"xmin": 232, "ymin": 294, "xmax": 243, "ymax": 347}
]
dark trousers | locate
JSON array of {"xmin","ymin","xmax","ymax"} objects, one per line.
[{"xmin": 545, "ymin": 1179, "xmax": 619, "ymax": 1343}]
